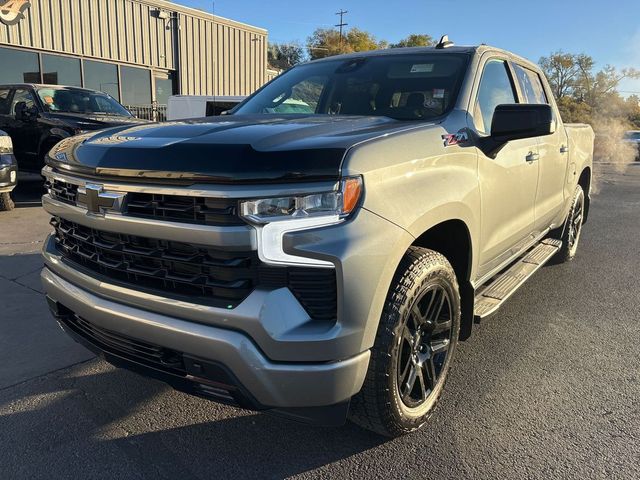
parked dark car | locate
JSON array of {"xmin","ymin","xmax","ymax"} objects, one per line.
[
  {"xmin": 0, "ymin": 84, "xmax": 148, "ymax": 173},
  {"xmin": 0, "ymin": 129, "xmax": 17, "ymax": 211}
]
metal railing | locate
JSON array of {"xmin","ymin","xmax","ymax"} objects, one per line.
[{"xmin": 124, "ymin": 104, "xmax": 168, "ymax": 122}]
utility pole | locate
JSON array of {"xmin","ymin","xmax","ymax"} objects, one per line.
[{"xmin": 335, "ymin": 9, "xmax": 348, "ymax": 48}]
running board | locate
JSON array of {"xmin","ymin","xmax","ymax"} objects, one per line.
[{"xmin": 474, "ymin": 238, "xmax": 562, "ymax": 320}]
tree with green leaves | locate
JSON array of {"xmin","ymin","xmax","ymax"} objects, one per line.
[
  {"xmin": 539, "ymin": 51, "xmax": 640, "ymax": 126},
  {"xmin": 390, "ymin": 34, "xmax": 434, "ymax": 48},
  {"xmin": 307, "ymin": 27, "xmax": 385, "ymax": 60},
  {"xmin": 267, "ymin": 42, "xmax": 306, "ymax": 70}
]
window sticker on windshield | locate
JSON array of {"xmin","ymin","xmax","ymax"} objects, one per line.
[
  {"xmin": 410, "ymin": 64, "xmax": 434, "ymax": 73},
  {"xmin": 43, "ymin": 96, "xmax": 54, "ymax": 104},
  {"xmin": 433, "ymin": 89, "xmax": 445, "ymax": 99}
]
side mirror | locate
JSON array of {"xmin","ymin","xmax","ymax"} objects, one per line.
[{"xmin": 480, "ymin": 104, "xmax": 553, "ymax": 157}]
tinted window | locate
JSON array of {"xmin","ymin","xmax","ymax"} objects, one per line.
[
  {"xmin": 236, "ymin": 54, "xmax": 469, "ymax": 120},
  {"xmin": 474, "ymin": 59, "xmax": 516, "ymax": 133},
  {"xmin": 514, "ymin": 64, "xmax": 548, "ymax": 104},
  {"xmin": 42, "ymin": 54, "xmax": 82, "ymax": 86},
  {"xmin": 36, "ymin": 87, "xmax": 130, "ymax": 116},
  {"xmin": 0, "ymin": 89, "xmax": 11, "ymax": 115},
  {"xmin": 0, "ymin": 47, "xmax": 40, "ymax": 84},
  {"xmin": 83, "ymin": 60, "xmax": 120, "ymax": 101},
  {"xmin": 120, "ymin": 66, "xmax": 152, "ymax": 106},
  {"xmin": 11, "ymin": 89, "xmax": 36, "ymax": 116}
]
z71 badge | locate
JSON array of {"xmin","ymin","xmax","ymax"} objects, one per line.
[{"xmin": 442, "ymin": 132, "xmax": 469, "ymax": 147}]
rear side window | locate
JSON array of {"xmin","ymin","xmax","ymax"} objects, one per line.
[
  {"xmin": 514, "ymin": 64, "xmax": 548, "ymax": 104},
  {"xmin": 474, "ymin": 59, "xmax": 516, "ymax": 133},
  {"xmin": 0, "ymin": 89, "xmax": 10, "ymax": 115}
]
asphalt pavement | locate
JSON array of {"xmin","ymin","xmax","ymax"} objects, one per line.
[{"xmin": 0, "ymin": 166, "xmax": 638, "ymax": 480}]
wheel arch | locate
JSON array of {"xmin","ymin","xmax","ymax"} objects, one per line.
[{"xmin": 410, "ymin": 218, "xmax": 475, "ymax": 341}]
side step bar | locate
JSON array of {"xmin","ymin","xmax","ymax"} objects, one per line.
[{"xmin": 474, "ymin": 238, "xmax": 562, "ymax": 320}]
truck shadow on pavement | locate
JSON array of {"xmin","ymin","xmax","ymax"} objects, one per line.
[{"xmin": 0, "ymin": 360, "xmax": 388, "ymax": 479}]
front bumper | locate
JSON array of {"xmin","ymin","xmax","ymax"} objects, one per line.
[
  {"xmin": 0, "ymin": 154, "xmax": 17, "ymax": 193},
  {"xmin": 42, "ymin": 266, "xmax": 369, "ymax": 416}
]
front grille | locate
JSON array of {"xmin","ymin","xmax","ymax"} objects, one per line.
[
  {"xmin": 46, "ymin": 178, "xmax": 78, "ymax": 204},
  {"xmin": 52, "ymin": 217, "xmax": 257, "ymax": 308},
  {"xmin": 126, "ymin": 192, "xmax": 244, "ymax": 226},
  {"xmin": 45, "ymin": 178, "xmax": 244, "ymax": 226},
  {"xmin": 51, "ymin": 217, "xmax": 338, "ymax": 320}
]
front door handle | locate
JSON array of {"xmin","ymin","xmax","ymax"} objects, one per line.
[
  {"xmin": 560, "ymin": 145, "xmax": 569, "ymax": 154},
  {"xmin": 525, "ymin": 152, "xmax": 540, "ymax": 163}
]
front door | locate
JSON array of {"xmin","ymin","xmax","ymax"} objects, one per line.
[
  {"xmin": 6, "ymin": 88, "xmax": 41, "ymax": 171},
  {"xmin": 473, "ymin": 58, "xmax": 540, "ymax": 277}
]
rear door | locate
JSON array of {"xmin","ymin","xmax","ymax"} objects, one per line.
[
  {"xmin": 512, "ymin": 63, "xmax": 569, "ymax": 231},
  {"xmin": 473, "ymin": 58, "xmax": 541, "ymax": 276}
]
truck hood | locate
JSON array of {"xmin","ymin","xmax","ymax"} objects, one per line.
[{"xmin": 47, "ymin": 115, "xmax": 429, "ymax": 183}]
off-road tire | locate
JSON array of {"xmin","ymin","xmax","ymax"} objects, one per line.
[
  {"xmin": 348, "ymin": 247, "xmax": 461, "ymax": 437},
  {"xmin": 0, "ymin": 192, "xmax": 14, "ymax": 211},
  {"xmin": 553, "ymin": 185, "xmax": 585, "ymax": 264}
]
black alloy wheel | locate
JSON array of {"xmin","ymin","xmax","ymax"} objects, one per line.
[{"xmin": 396, "ymin": 285, "xmax": 453, "ymax": 408}]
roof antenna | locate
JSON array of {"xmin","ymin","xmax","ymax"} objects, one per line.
[{"xmin": 435, "ymin": 34, "xmax": 454, "ymax": 49}]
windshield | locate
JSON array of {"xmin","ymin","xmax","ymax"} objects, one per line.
[
  {"xmin": 235, "ymin": 53, "xmax": 469, "ymax": 120},
  {"xmin": 36, "ymin": 88, "xmax": 131, "ymax": 117}
]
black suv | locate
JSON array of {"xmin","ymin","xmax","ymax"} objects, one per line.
[{"xmin": 0, "ymin": 84, "xmax": 148, "ymax": 173}]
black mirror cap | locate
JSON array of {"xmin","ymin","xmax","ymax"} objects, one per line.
[
  {"xmin": 491, "ymin": 103, "xmax": 553, "ymax": 139},
  {"xmin": 480, "ymin": 104, "xmax": 553, "ymax": 158}
]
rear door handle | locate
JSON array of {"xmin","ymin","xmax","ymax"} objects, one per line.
[
  {"xmin": 560, "ymin": 145, "xmax": 569, "ymax": 154},
  {"xmin": 525, "ymin": 152, "xmax": 540, "ymax": 163}
]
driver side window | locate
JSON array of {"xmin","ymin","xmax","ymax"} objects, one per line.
[
  {"xmin": 11, "ymin": 89, "xmax": 36, "ymax": 117},
  {"xmin": 474, "ymin": 60, "xmax": 516, "ymax": 134}
]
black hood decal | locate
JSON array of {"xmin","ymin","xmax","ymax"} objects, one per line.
[{"xmin": 48, "ymin": 114, "xmax": 430, "ymax": 184}]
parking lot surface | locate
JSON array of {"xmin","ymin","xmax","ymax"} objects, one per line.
[{"xmin": 1, "ymin": 167, "xmax": 639, "ymax": 479}]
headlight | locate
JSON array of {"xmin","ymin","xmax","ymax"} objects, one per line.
[
  {"xmin": 240, "ymin": 176, "xmax": 363, "ymax": 267},
  {"xmin": 0, "ymin": 135, "xmax": 13, "ymax": 154}
]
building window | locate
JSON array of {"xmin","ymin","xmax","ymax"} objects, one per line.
[
  {"xmin": 0, "ymin": 47, "xmax": 40, "ymax": 84},
  {"xmin": 83, "ymin": 60, "xmax": 120, "ymax": 101},
  {"xmin": 120, "ymin": 66, "xmax": 152, "ymax": 106},
  {"xmin": 154, "ymin": 73, "xmax": 175, "ymax": 105},
  {"xmin": 42, "ymin": 54, "xmax": 81, "ymax": 86}
]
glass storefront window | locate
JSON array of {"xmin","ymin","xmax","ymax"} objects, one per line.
[
  {"xmin": 120, "ymin": 66, "xmax": 152, "ymax": 106},
  {"xmin": 0, "ymin": 47, "xmax": 40, "ymax": 84},
  {"xmin": 83, "ymin": 60, "xmax": 120, "ymax": 101},
  {"xmin": 42, "ymin": 54, "xmax": 81, "ymax": 86},
  {"xmin": 154, "ymin": 74, "xmax": 175, "ymax": 105}
]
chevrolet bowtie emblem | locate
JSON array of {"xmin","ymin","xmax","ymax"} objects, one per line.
[{"xmin": 77, "ymin": 184, "xmax": 126, "ymax": 215}]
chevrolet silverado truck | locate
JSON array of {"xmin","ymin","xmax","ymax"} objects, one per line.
[{"xmin": 41, "ymin": 40, "xmax": 594, "ymax": 437}]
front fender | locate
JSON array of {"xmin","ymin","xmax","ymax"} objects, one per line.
[{"xmin": 343, "ymin": 123, "xmax": 481, "ymax": 281}]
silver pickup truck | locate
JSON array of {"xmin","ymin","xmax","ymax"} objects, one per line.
[{"xmin": 41, "ymin": 40, "xmax": 594, "ymax": 437}]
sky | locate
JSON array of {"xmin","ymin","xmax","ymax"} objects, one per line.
[{"xmin": 178, "ymin": 0, "xmax": 640, "ymax": 95}]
